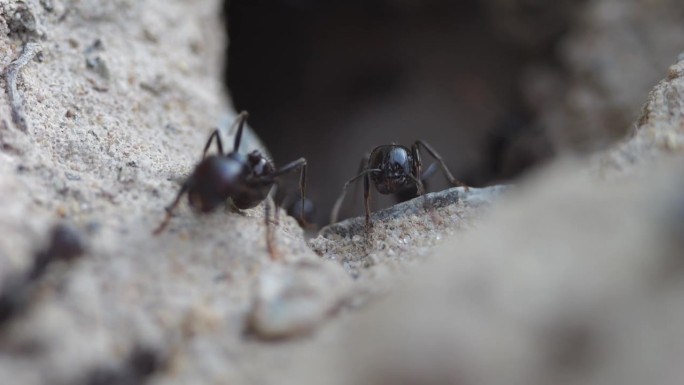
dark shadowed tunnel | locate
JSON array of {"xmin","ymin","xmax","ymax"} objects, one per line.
[{"xmin": 224, "ymin": 0, "xmax": 583, "ymax": 225}]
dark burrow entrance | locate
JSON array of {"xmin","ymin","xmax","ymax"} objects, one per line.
[{"xmin": 224, "ymin": 0, "xmax": 586, "ymax": 226}]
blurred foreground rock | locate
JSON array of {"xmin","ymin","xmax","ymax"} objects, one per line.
[
  {"xmin": 248, "ymin": 259, "xmax": 351, "ymax": 339},
  {"xmin": 293, "ymin": 52, "xmax": 684, "ymax": 385},
  {"xmin": 597, "ymin": 54, "xmax": 684, "ymax": 176},
  {"xmin": 315, "ymin": 159, "xmax": 684, "ymax": 385}
]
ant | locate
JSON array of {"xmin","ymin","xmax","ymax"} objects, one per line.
[
  {"xmin": 330, "ymin": 141, "xmax": 469, "ymax": 228},
  {"xmin": 1, "ymin": 223, "xmax": 86, "ymax": 325},
  {"xmin": 153, "ymin": 111, "xmax": 307, "ymax": 257},
  {"xmin": 275, "ymin": 183, "xmax": 318, "ymax": 230}
]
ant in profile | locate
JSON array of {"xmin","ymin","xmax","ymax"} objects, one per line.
[
  {"xmin": 330, "ymin": 141, "xmax": 469, "ymax": 228},
  {"xmin": 153, "ymin": 111, "xmax": 307, "ymax": 257}
]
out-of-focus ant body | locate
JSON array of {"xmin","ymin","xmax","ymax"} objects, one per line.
[
  {"xmin": 153, "ymin": 112, "xmax": 307, "ymax": 257},
  {"xmin": 331, "ymin": 141, "xmax": 468, "ymax": 228},
  {"xmin": 286, "ymin": 196, "xmax": 317, "ymax": 230}
]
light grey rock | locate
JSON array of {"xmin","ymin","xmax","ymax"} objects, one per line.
[
  {"xmin": 248, "ymin": 259, "xmax": 352, "ymax": 339},
  {"xmin": 596, "ymin": 58, "xmax": 684, "ymax": 178},
  {"xmin": 2, "ymin": 0, "xmax": 684, "ymax": 384},
  {"xmin": 310, "ymin": 185, "xmax": 510, "ymax": 278},
  {"xmin": 527, "ymin": 0, "xmax": 684, "ymax": 150},
  {"xmin": 317, "ymin": 161, "xmax": 684, "ymax": 385}
]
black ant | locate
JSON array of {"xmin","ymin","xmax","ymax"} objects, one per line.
[
  {"xmin": 153, "ymin": 112, "xmax": 307, "ymax": 257},
  {"xmin": 286, "ymin": 196, "xmax": 317, "ymax": 230},
  {"xmin": 330, "ymin": 141, "xmax": 469, "ymax": 228},
  {"xmin": 393, "ymin": 162, "xmax": 438, "ymax": 203},
  {"xmin": 0, "ymin": 223, "xmax": 86, "ymax": 325},
  {"xmin": 275, "ymin": 183, "xmax": 318, "ymax": 230}
]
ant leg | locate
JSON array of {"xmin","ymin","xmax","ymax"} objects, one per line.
[
  {"xmin": 406, "ymin": 174, "xmax": 426, "ymax": 196},
  {"xmin": 270, "ymin": 158, "xmax": 307, "ymax": 178},
  {"xmin": 407, "ymin": 172, "xmax": 434, "ymax": 219},
  {"xmin": 231, "ymin": 111, "xmax": 249, "ymax": 153},
  {"xmin": 264, "ymin": 197, "xmax": 278, "ymax": 259},
  {"xmin": 201, "ymin": 111, "xmax": 249, "ymax": 158},
  {"xmin": 411, "ymin": 143, "xmax": 439, "ymax": 222},
  {"xmin": 348, "ymin": 153, "xmax": 370, "ymax": 217},
  {"xmin": 330, "ymin": 153, "xmax": 370, "ymax": 224},
  {"xmin": 411, "ymin": 142, "xmax": 423, "ymax": 185},
  {"xmin": 271, "ymin": 184, "xmax": 281, "ymax": 226},
  {"xmin": 298, "ymin": 162, "xmax": 306, "ymax": 225},
  {"xmin": 363, "ymin": 171, "xmax": 372, "ymax": 230},
  {"xmin": 270, "ymin": 158, "xmax": 307, "ymax": 225},
  {"xmin": 330, "ymin": 168, "xmax": 379, "ymax": 224},
  {"xmin": 201, "ymin": 129, "xmax": 224, "ymax": 159},
  {"xmin": 414, "ymin": 140, "xmax": 469, "ymax": 191},
  {"xmin": 422, "ymin": 162, "xmax": 438, "ymax": 181},
  {"xmin": 153, "ymin": 182, "xmax": 189, "ymax": 235},
  {"xmin": 412, "ymin": 138, "xmax": 437, "ymax": 185}
]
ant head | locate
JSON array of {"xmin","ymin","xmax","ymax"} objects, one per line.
[
  {"xmin": 247, "ymin": 150, "xmax": 275, "ymax": 177},
  {"xmin": 368, "ymin": 145, "xmax": 414, "ymax": 194}
]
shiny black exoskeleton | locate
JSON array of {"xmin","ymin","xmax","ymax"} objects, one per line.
[
  {"xmin": 153, "ymin": 112, "xmax": 307, "ymax": 256},
  {"xmin": 286, "ymin": 196, "xmax": 317, "ymax": 230},
  {"xmin": 331, "ymin": 141, "xmax": 468, "ymax": 228}
]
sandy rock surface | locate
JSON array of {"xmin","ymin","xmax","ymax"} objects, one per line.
[
  {"xmin": 2, "ymin": 1, "xmax": 684, "ymax": 385},
  {"xmin": 0, "ymin": 0, "xmax": 336, "ymax": 384},
  {"xmin": 307, "ymin": 160, "xmax": 684, "ymax": 385},
  {"xmin": 527, "ymin": 0, "xmax": 684, "ymax": 150},
  {"xmin": 310, "ymin": 185, "xmax": 510, "ymax": 279},
  {"xmin": 596, "ymin": 55, "xmax": 684, "ymax": 177},
  {"xmin": 288, "ymin": 56, "xmax": 684, "ymax": 385}
]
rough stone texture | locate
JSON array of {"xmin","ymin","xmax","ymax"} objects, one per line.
[
  {"xmin": 295, "ymin": 36, "xmax": 684, "ymax": 385},
  {"xmin": 0, "ymin": 1, "xmax": 343, "ymax": 384},
  {"xmin": 0, "ymin": 0, "xmax": 230, "ymax": 266},
  {"xmin": 310, "ymin": 185, "xmax": 510, "ymax": 279},
  {"xmin": 306, "ymin": 160, "xmax": 684, "ymax": 385},
  {"xmin": 286, "ymin": 53, "xmax": 684, "ymax": 383},
  {"xmin": 526, "ymin": 0, "xmax": 684, "ymax": 150},
  {"xmin": 3, "ymin": 0, "xmax": 684, "ymax": 385},
  {"xmin": 247, "ymin": 259, "xmax": 352, "ymax": 339},
  {"xmin": 596, "ymin": 56, "xmax": 684, "ymax": 177}
]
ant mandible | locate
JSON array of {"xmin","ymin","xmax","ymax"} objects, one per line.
[
  {"xmin": 330, "ymin": 141, "xmax": 468, "ymax": 228},
  {"xmin": 153, "ymin": 111, "xmax": 307, "ymax": 257}
]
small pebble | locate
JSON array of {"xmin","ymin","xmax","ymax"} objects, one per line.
[{"xmin": 248, "ymin": 260, "xmax": 351, "ymax": 339}]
